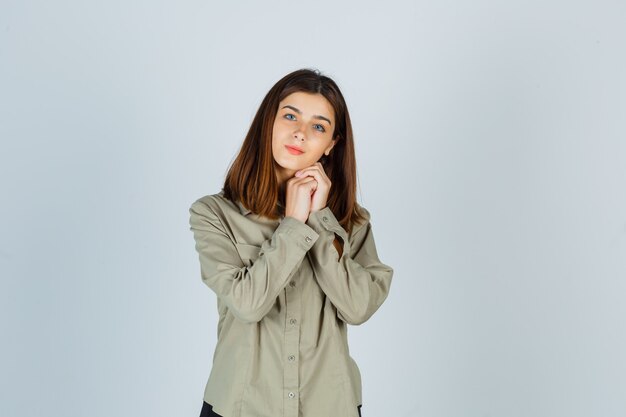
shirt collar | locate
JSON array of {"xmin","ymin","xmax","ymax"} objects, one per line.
[
  {"xmin": 236, "ymin": 199, "xmax": 252, "ymax": 216},
  {"xmin": 235, "ymin": 198, "xmax": 284, "ymax": 217}
]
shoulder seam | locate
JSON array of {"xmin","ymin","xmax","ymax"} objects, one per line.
[{"xmin": 191, "ymin": 197, "xmax": 230, "ymax": 237}]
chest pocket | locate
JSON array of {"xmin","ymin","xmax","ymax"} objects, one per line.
[{"xmin": 234, "ymin": 242, "xmax": 262, "ymax": 267}]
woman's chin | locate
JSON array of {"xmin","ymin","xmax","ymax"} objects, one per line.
[{"xmin": 275, "ymin": 160, "xmax": 303, "ymax": 173}]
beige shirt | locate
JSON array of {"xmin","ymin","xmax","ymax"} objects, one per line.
[{"xmin": 188, "ymin": 189, "xmax": 394, "ymax": 417}]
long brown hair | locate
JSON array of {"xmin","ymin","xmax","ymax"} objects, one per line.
[{"xmin": 222, "ymin": 68, "xmax": 367, "ymax": 235}]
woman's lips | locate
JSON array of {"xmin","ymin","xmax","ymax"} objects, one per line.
[{"xmin": 285, "ymin": 145, "xmax": 304, "ymax": 155}]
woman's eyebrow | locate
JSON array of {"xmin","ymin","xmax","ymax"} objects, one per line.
[{"xmin": 281, "ymin": 105, "xmax": 332, "ymax": 126}]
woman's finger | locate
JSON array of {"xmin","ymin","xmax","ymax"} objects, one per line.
[
  {"xmin": 296, "ymin": 163, "xmax": 329, "ymax": 181},
  {"xmin": 296, "ymin": 166, "xmax": 324, "ymax": 181}
]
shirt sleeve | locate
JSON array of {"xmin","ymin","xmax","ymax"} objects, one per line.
[
  {"xmin": 189, "ymin": 199, "xmax": 320, "ymax": 324},
  {"xmin": 305, "ymin": 206, "xmax": 394, "ymax": 325}
]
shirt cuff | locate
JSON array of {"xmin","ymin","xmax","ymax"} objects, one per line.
[
  {"xmin": 277, "ymin": 215, "xmax": 320, "ymax": 251},
  {"xmin": 305, "ymin": 206, "xmax": 349, "ymax": 243}
]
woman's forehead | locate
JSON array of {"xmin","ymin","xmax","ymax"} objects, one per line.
[{"xmin": 278, "ymin": 92, "xmax": 334, "ymax": 122}]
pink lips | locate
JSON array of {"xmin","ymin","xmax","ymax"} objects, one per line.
[{"xmin": 285, "ymin": 145, "xmax": 304, "ymax": 155}]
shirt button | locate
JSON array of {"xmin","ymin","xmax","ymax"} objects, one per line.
[
  {"xmin": 289, "ymin": 280, "xmax": 296, "ymax": 287},
  {"xmin": 305, "ymin": 236, "xmax": 312, "ymax": 243},
  {"xmin": 288, "ymin": 355, "xmax": 295, "ymax": 361},
  {"xmin": 290, "ymin": 318, "xmax": 297, "ymax": 325},
  {"xmin": 322, "ymin": 216, "xmax": 328, "ymax": 222},
  {"xmin": 288, "ymin": 391, "xmax": 295, "ymax": 398}
]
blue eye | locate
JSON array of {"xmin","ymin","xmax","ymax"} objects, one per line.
[
  {"xmin": 285, "ymin": 114, "xmax": 296, "ymax": 120},
  {"xmin": 314, "ymin": 124, "xmax": 326, "ymax": 133}
]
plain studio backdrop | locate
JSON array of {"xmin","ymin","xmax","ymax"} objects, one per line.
[{"xmin": 1, "ymin": 1, "xmax": 625, "ymax": 416}]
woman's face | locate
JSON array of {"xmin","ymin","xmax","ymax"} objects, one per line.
[{"xmin": 272, "ymin": 91, "xmax": 337, "ymax": 184}]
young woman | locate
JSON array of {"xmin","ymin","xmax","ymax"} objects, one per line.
[{"xmin": 189, "ymin": 68, "xmax": 394, "ymax": 417}]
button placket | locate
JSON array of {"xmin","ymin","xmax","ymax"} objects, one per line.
[{"xmin": 284, "ymin": 268, "xmax": 302, "ymax": 417}]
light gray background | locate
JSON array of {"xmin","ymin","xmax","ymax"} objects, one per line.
[{"xmin": 1, "ymin": 1, "xmax": 625, "ymax": 416}]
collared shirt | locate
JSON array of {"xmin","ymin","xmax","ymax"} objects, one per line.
[{"xmin": 188, "ymin": 189, "xmax": 394, "ymax": 417}]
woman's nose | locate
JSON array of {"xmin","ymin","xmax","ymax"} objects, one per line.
[{"xmin": 293, "ymin": 127, "xmax": 305, "ymax": 140}]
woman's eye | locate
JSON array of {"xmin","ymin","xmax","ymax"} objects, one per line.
[{"xmin": 283, "ymin": 113, "xmax": 324, "ymax": 132}]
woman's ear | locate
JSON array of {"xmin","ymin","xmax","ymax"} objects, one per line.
[{"xmin": 326, "ymin": 137, "xmax": 339, "ymax": 154}]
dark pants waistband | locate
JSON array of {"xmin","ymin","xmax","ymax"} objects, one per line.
[{"xmin": 200, "ymin": 401, "xmax": 362, "ymax": 417}]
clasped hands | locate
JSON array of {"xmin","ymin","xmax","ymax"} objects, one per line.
[
  {"xmin": 284, "ymin": 162, "xmax": 343, "ymax": 258},
  {"xmin": 284, "ymin": 162, "xmax": 331, "ymax": 224}
]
